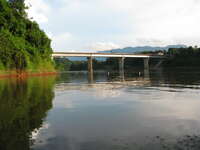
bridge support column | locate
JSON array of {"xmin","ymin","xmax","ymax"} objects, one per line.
[
  {"xmin": 144, "ymin": 58, "xmax": 150, "ymax": 79},
  {"xmin": 87, "ymin": 56, "xmax": 94, "ymax": 83},
  {"xmin": 119, "ymin": 57, "xmax": 125, "ymax": 81}
]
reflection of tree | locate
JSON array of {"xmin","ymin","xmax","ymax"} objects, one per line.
[
  {"xmin": 0, "ymin": 76, "xmax": 56, "ymax": 150},
  {"xmin": 150, "ymin": 68, "xmax": 200, "ymax": 86}
]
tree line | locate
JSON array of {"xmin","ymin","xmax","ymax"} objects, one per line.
[{"xmin": 165, "ymin": 46, "xmax": 200, "ymax": 67}]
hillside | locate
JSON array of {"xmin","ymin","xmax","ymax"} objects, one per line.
[
  {"xmin": 100, "ymin": 45, "xmax": 187, "ymax": 53},
  {"xmin": 67, "ymin": 45, "xmax": 187, "ymax": 61}
]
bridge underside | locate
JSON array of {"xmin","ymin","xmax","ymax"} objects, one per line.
[{"xmin": 85, "ymin": 57, "xmax": 151, "ymax": 82}]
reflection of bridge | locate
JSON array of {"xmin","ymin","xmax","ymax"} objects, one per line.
[
  {"xmin": 52, "ymin": 52, "xmax": 166, "ymax": 81},
  {"xmin": 55, "ymin": 80, "xmax": 151, "ymax": 91}
]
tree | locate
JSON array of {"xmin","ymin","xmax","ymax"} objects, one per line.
[
  {"xmin": 0, "ymin": 0, "xmax": 54, "ymax": 72},
  {"xmin": 9, "ymin": 0, "xmax": 26, "ymax": 16}
]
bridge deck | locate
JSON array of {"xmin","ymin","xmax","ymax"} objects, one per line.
[{"xmin": 52, "ymin": 52, "xmax": 165, "ymax": 58}]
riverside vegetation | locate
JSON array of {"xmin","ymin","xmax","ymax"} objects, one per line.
[{"xmin": 0, "ymin": 0, "xmax": 55, "ymax": 75}]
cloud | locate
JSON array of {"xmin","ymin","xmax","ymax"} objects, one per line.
[
  {"xmin": 87, "ymin": 42, "xmax": 120, "ymax": 51},
  {"xmin": 31, "ymin": 123, "xmax": 50, "ymax": 140},
  {"xmin": 25, "ymin": 0, "xmax": 200, "ymax": 51},
  {"xmin": 51, "ymin": 32, "xmax": 73, "ymax": 52},
  {"xmin": 25, "ymin": 0, "xmax": 51, "ymax": 23}
]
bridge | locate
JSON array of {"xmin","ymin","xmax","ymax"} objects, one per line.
[
  {"xmin": 52, "ymin": 52, "xmax": 164, "ymax": 58},
  {"xmin": 52, "ymin": 52, "xmax": 166, "ymax": 81}
]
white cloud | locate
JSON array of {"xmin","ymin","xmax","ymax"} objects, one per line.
[
  {"xmin": 103, "ymin": 0, "xmax": 200, "ymax": 46},
  {"xmin": 51, "ymin": 32, "xmax": 73, "ymax": 52},
  {"xmin": 31, "ymin": 123, "xmax": 50, "ymax": 140},
  {"xmin": 88, "ymin": 42, "xmax": 120, "ymax": 51},
  {"xmin": 25, "ymin": 0, "xmax": 51, "ymax": 23},
  {"xmin": 25, "ymin": 0, "xmax": 200, "ymax": 51}
]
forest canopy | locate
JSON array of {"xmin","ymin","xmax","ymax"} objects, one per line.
[{"xmin": 0, "ymin": 0, "xmax": 54, "ymax": 73}]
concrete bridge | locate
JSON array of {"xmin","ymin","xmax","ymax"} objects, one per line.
[{"xmin": 52, "ymin": 52, "xmax": 166, "ymax": 81}]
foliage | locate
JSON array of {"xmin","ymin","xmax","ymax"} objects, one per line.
[
  {"xmin": 54, "ymin": 58, "xmax": 72, "ymax": 71},
  {"xmin": 0, "ymin": 0, "xmax": 54, "ymax": 73},
  {"xmin": 68, "ymin": 59, "xmax": 108, "ymax": 71},
  {"xmin": 164, "ymin": 46, "xmax": 200, "ymax": 67},
  {"xmin": 55, "ymin": 57, "xmax": 145, "ymax": 72}
]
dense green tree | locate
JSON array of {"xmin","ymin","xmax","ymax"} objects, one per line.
[
  {"xmin": 54, "ymin": 58, "xmax": 72, "ymax": 71},
  {"xmin": 165, "ymin": 46, "xmax": 200, "ymax": 67},
  {"xmin": 0, "ymin": 0, "xmax": 54, "ymax": 73}
]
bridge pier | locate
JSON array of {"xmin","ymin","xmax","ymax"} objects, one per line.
[
  {"xmin": 143, "ymin": 58, "xmax": 150, "ymax": 79},
  {"xmin": 87, "ymin": 56, "xmax": 94, "ymax": 83},
  {"xmin": 119, "ymin": 57, "xmax": 125, "ymax": 81}
]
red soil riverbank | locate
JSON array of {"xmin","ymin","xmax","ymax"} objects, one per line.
[{"xmin": 0, "ymin": 71, "xmax": 58, "ymax": 78}]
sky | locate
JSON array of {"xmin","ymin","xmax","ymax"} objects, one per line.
[{"xmin": 24, "ymin": 0, "xmax": 200, "ymax": 52}]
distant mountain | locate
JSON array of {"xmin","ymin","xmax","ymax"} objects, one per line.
[
  {"xmin": 99, "ymin": 45, "xmax": 187, "ymax": 53},
  {"xmin": 68, "ymin": 45, "xmax": 187, "ymax": 61}
]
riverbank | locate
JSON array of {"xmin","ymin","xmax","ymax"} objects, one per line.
[{"xmin": 0, "ymin": 71, "xmax": 58, "ymax": 78}]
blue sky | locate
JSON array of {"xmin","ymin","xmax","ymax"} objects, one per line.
[{"xmin": 25, "ymin": 0, "xmax": 200, "ymax": 52}]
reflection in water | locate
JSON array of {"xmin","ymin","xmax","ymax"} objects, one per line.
[
  {"xmin": 0, "ymin": 77, "xmax": 56, "ymax": 150},
  {"xmin": 1, "ymin": 69, "xmax": 200, "ymax": 150},
  {"xmin": 32, "ymin": 69, "xmax": 200, "ymax": 150}
]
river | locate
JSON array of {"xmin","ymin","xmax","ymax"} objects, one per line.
[{"xmin": 1, "ymin": 69, "xmax": 200, "ymax": 150}]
